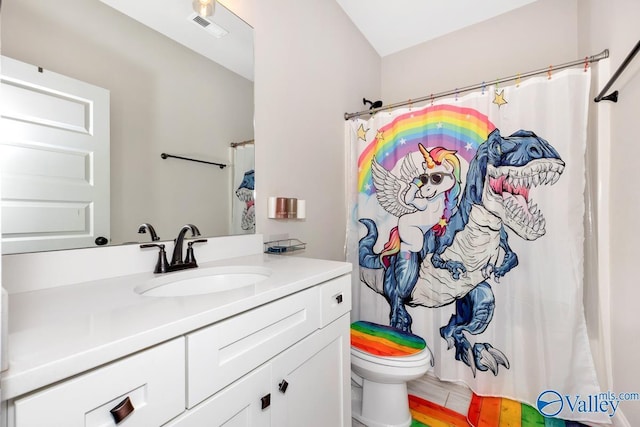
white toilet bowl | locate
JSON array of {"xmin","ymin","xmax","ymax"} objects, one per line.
[{"xmin": 350, "ymin": 321, "xmax": 432, "ymax": 427}]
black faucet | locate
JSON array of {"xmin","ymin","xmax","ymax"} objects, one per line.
[
  {"xmin": 138, "ymin": 223, "xmax": 160, "ymax": 242},
  {"xmin": 140, "ymin": 224, "xmax": 207, "ymax": 274},
  {"xmin": 171, "ymin": 224, "xmax": 201, "ymax": 266}
]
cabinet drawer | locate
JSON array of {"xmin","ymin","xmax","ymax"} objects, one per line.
[
  {"xmin": 186, "ymin": 287, "xmax": 320, "ymax": 407},
  {"xmin": 319, "ymin": 275, "xmax": 351, "ymax": 327},
  {"xmin": 13, "ymin": 338, "xmax": 185, "ymax": 427}
]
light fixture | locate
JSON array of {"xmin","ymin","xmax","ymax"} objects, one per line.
[{"xmin": 193, "ymin": 0, "xmax": 214, "ymax": 18}]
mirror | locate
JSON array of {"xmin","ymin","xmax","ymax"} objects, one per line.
[{"xmin": 0, "ymin": 0, "xmax": 255, "ymax": 254}]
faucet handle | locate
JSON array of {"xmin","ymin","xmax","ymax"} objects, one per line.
[
  {"xmin": 185, "ymin": 239, "xmax": 208, "ymax": 265},
  {"xmin": 140, "ymin": 243, "xmax": 165, "ymax": 249},
  {"xmin": 189, "ymin": 239, "xmax": 208, "ymax": 244},
  {"xmin": 140, "ymin": 243, "xmax": 169, "ymax": 274}
]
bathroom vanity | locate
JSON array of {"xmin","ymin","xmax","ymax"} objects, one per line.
[{"xmin": 0, "ymin": 235, "xmax": 352, "ymax": 426}]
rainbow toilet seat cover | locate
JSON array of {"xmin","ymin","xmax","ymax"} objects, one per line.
[{"xmin": 350, "ymin": 321, "xmax": 426, "ymax": 357}]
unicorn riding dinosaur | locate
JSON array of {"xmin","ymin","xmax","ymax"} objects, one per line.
[{"xmin": 359, "ymin": 128, "xmax": 564, "ymax": 376}]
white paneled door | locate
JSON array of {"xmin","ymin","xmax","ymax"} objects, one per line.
[{"xmin": 0, "ymin": 56, "xmax": 110, "ymax": 253}]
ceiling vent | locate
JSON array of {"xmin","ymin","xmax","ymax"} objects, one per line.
[{"xmin": 188, "ymin": 13, "xmax": 229, "ymax": 38}]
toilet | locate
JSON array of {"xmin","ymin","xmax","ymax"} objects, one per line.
[{"xmin": 350, "ymin": 321, "xmax": 432, "ymax": 427}]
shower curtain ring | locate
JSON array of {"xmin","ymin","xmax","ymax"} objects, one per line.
[{"xmin": 547, "ymin": 65, "xmax": 553, "ymax": 79}]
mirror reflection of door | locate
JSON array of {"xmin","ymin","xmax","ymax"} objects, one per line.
[
  {"xmin": 0, "ymin": 56, "xmax": 110, "ymax": 253},
  {"xmin": 1, "ymin": 0, "xmax": 255, "ymax": 253}
]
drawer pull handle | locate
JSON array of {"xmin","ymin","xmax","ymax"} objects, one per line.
[
  {"xmin": 261, "ymin": 393, "xmax": 271, "ymax": 410},
  {"xmin": 335, "ymin": 294, "xmax": 343, "ymax": 304},
  {"xmin": 278, "ymin": 379, "xmax": 289, "ymax": 393},
  {"xmin": 110, "ymin": 396, "xmax": 135, "ymax": 424}
]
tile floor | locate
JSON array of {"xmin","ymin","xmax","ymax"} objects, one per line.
[{"xmin": 352, "ymin": 372, "xmax": 473, "ymax": 426}]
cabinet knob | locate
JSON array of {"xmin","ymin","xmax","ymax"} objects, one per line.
[
  {"xmin": 110, "ymin": 396, "xmax": 135, "ymax": 424},
  {"xmin": 261, "ymin": 393, "xmax": 271, "ymax": 410},
  {"xmin": 335, "ymin": 294, "xmax": 343, "ymax": 304},
  {"xmin": 278, "ymin": 379, "xmax": 289, "ymax": 393}
]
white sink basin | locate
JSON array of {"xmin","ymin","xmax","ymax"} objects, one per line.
[{"xmin": 135, "ymin": 266, "xmax": 271, "ymax": 297}]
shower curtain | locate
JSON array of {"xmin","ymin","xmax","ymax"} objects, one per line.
[
  {"xmin": 346, "ymin": 69, "xmax": 608, "ymax": 424},
  {"xmin": 231, "ymin": 143, "xmax": 255, "ymax": 234}
]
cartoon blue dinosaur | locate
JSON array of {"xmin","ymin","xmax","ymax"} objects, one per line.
[
  {"xmin": 359, "ymin": 129, "xmax": 565, "ymax": 376},
  {"xmin": 235, "ymin": 169, "xmax": 255, "ymax": 231}
]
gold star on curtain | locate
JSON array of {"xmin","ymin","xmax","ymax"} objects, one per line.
[
  {"xmin": 493, "ymin": 89, "xmax": 508, "ymax": 107},
  {"xmin": 357, "ymin": 124, "xmax": 368, "ymax": 141},
  {"xmin": 376, "ymin": 130, "xmax": 384, "ymax": 141}
]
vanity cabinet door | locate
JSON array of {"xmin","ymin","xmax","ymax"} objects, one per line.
[
  {"xmin": 12, "ymin": 338, "xmax": 185, "ymax": 427},
  {"xmin": 164, "ymin": 364, "xmax": 271, "ymax": 427},
  {"xmin": 270, "ymin": 314, "xmax": 351, "ymax": 427}
]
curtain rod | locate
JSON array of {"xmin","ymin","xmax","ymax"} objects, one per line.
[
  {"xmin": 594, "ymin": 40, "xmax": 639, "ymax": 102},
  {"xmin": 344, "ymin": 49, "xmax": 609, "ymax": 120},
  {"xmin": 230, "ymin": 139, "xmax": 254, "ymax": 148}
]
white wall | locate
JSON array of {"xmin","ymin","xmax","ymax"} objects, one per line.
[
  {"xmin": 1, "ymin": 0, "xmax": 254, "ymax": 245},
  {"xmin": 578, "ymin": 1, "xmax": 640, "ymax": 425},
  {"xmin": 250, "ymin": 0, "xmax": 381, "ymax": 261}
]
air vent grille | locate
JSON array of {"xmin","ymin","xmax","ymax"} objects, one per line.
[
  {"xmin": 192, "ymin": 15, "xmax": 210, "ymax": 28},
  {"xmin": 188, "ymin": 13, "xmax": 229, "ymax": 38}
]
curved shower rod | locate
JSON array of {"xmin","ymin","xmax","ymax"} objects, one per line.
[{"xmin": 344, "ymin": 49, "xmax": 610, "ymax": 120}]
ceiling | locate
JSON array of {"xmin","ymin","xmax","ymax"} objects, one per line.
[
  {"xmin": 97, "ymin": 1, "xmax": 540, "ymax": 79},
  {"xmin": 335, "ymin": 0, "xmax": 539, "ymax": 57},
  {"xmin": 99, "ymin": 0, "xmax": 254, "ymax": 80}
]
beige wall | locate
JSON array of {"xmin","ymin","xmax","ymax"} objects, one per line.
[
  {"xmin": 1, "ymin": 0, "xmax": 254, "ymax": 245},
  {"xmin": 579, "ymin": 0, "xmax": 640, "ymax": 425},
  {"xmin": 250, "ymin": 0, "xmax": 381, "ymax": 260},
  {"xmin": 381, "ymin": 0, "xmax": 579, "ymax": 103}
]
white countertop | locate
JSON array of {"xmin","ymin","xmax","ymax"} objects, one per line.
[{"xmin": 1, "ymin": 254, "xmax": 352, "ymax": 400}]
